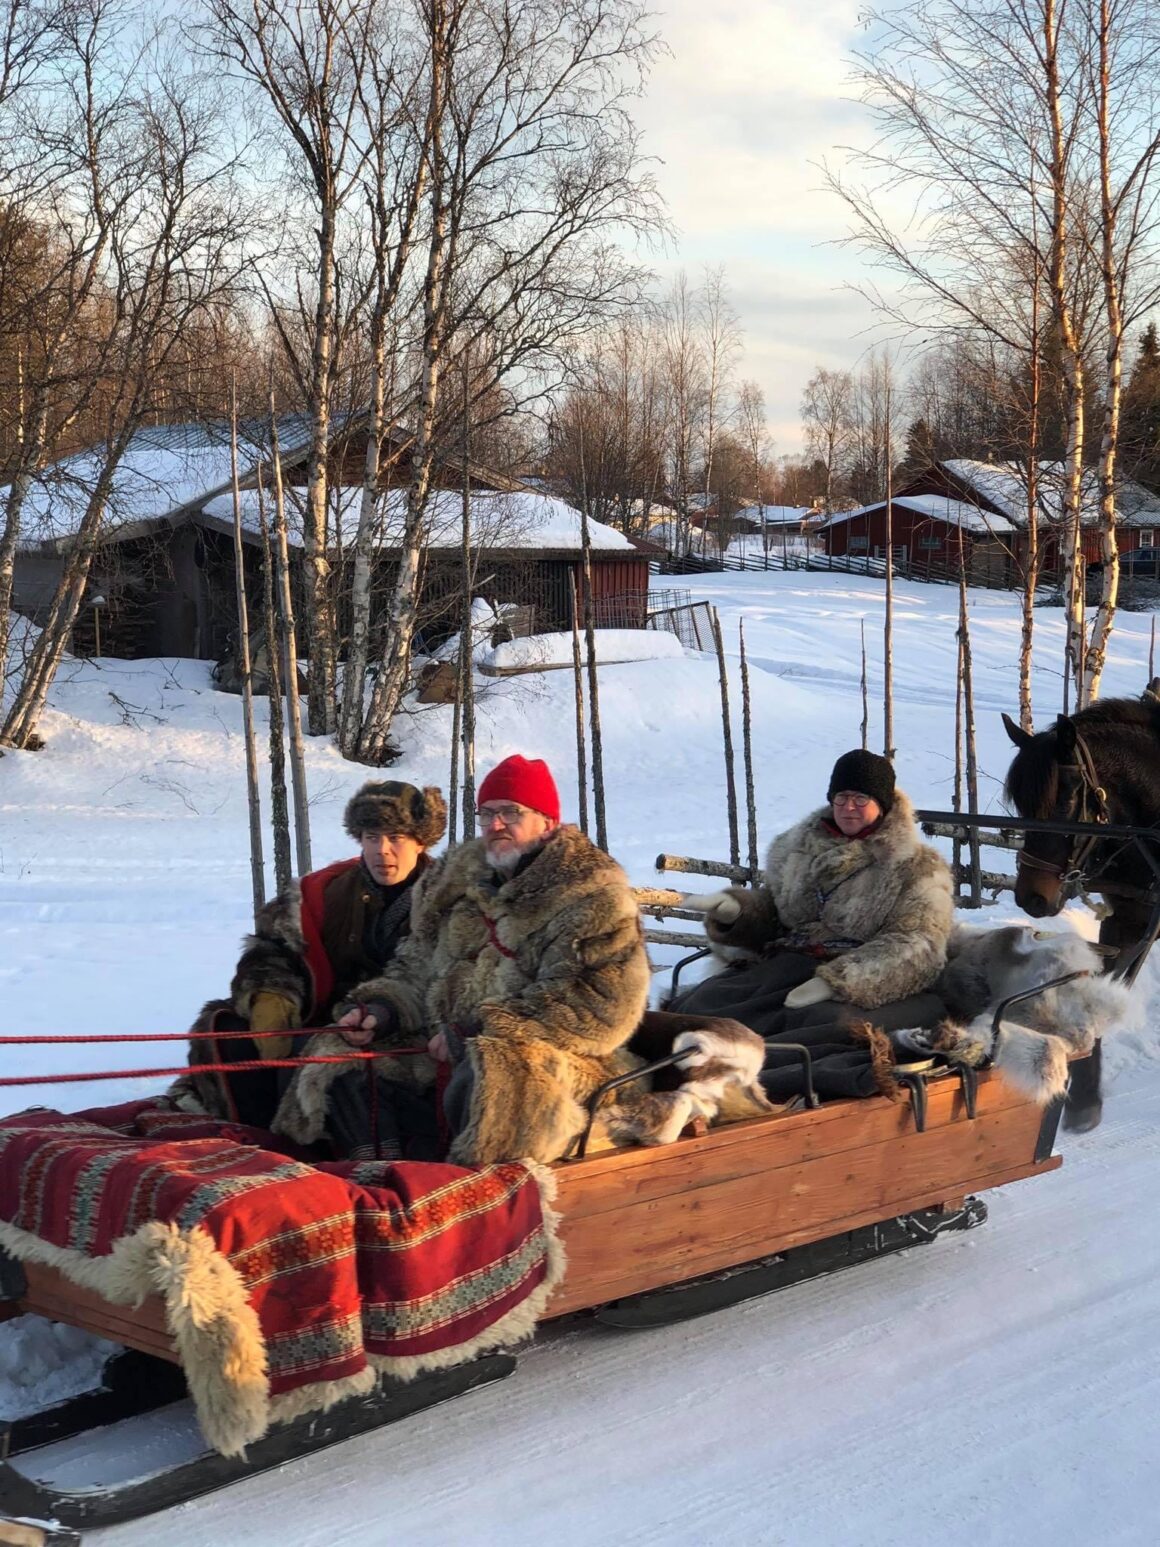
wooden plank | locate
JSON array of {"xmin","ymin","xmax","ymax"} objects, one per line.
[
  {"xmin": 554, "ymin": 1071, "xmax": 1027, "ymax": 1222},
  {"xmin": 548, "ymin": 1100, "xmax": 1051, "ymax": 1313},
  {"xmin": 547, "ymin": 1154, "xmax": 1060, "ymax": 1318},
  {"xmin": 18, "ymin": 1265, "xmax": 178, "ymax": 1363}
]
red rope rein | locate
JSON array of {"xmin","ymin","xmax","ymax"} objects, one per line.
[{"xmin": 0, "ymin": 1036, "xmax": 430, "ymax": 1088}]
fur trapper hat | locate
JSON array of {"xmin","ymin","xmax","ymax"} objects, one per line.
[
  {"xmin": 343, "ymin": 781, "xmax": 447, "ymax": 847},
  {"xmin": 827, "ymin": 748, "xmax": 896, "ymax": 814}
]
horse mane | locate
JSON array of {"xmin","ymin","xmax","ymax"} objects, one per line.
[{"xmin": 1004, "ymin": 695, "xmax": 1160, "ymax": 817}]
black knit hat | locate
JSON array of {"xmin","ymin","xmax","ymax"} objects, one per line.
[
  {"xmin": 826, "ymin": 749, "xmax": 895, "ymax": 815},
  {"xmin": 343, "ymin": 781, "xmax": 447, "ymax": 847}
]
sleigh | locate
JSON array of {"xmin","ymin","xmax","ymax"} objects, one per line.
[
  {"xmin": 0, "ymin": 1046, "xmax": 1063, "ymax": 1542},
  {"xmin": 1, "ymin": 829, "xmax": 1110, "ymax": 1545}
]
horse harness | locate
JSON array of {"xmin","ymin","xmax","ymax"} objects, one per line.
[{"xmin": 1015, "ymin": 728, "xmax": 1112, "ymax": 890}]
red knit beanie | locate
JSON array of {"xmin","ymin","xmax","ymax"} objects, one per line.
[{"xmin": 477, "ymin": 755, "xmax": 561, "ymax": 821}]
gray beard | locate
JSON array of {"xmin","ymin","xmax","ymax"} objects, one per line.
[{"xmin": 487, "ymin": 835, "xmax": 546, "ymax": 874}]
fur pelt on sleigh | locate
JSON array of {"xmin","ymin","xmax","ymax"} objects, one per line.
[{"xmin": 894, "ymin": 923, "xmax": 1131, "ymax": 1104}]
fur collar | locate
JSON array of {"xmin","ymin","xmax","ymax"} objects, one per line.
[{"xmin": 772, "ymin": 789, "xmax": 924, "ymax": 875}]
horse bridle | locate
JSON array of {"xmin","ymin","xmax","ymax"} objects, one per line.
[{"xmin": 1015, "ymin": 728, "xmax": 1112, "ymax": 890}]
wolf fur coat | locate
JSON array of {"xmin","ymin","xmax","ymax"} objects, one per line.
[
  {"xmin": 273, "ymin": 826, "xmax": 772, "ymax": 1165},
  {"xmin": 704, "ymin": 791, "xmax": 954, "ymax": 1008},
  {"xmin": 895, "ymin": 923, "xmax": 1132, "ymax": 1104}
]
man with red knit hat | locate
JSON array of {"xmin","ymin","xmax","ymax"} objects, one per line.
[{"xmin": 272, "ymin": 753, "xmax": 656, "ymax": 1166}]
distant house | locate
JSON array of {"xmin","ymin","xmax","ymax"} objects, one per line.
[
  {"xmin": 9, "ymin": 420, "xmax": 651, "ymax": 659},
  {"xmin": 738, "ymin": 504, "xmax": 821, "ymax": 540},
  {"xmin": 823, "ymin": 458, "xmax": 1160, "ymax": 583},
  {"xmin": 823, "ymin": 492, "xmax": 1017, "ymax": 584}
]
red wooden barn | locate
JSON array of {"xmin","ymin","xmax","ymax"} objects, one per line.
[{"xmin": 824, "ymin": 459, "xmax": 1160, "ymax": 583}]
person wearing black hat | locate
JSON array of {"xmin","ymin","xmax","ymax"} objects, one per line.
[
  {"xmin": 669, "ymin": 749, "xmax": 953, "ymax": 1100},
  {"xmin": 175, "ymin": 780, "xmax": 446, "ymax": 1128}
]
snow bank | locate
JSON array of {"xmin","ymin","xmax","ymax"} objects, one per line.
[{"xmin": 482, "ymin": 629, "xmax": 684, "ymax": 674}]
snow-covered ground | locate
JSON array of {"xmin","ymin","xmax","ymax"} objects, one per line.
[{"xmin": 3, "ymin": 569, "xmax": 1160, "ymax": 1544}]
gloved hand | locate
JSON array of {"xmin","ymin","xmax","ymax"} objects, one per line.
[
  {"xmin": 784, "ymin": 976, "xmax": 835, "ymax": 1009},
  {"xmin": 249, "ymin": 991, "xmax": 299, "ymax": 1059},
  {"xmin": 682, "ymin": 888, "xmax": 743, "ymax": 924},
  {"xmin": 332, "ymin": 999, "xmax": 397, "ymax": 1047}
]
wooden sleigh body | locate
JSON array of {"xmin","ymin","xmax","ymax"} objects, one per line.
[{"xmin": 0, "ymin": 1060, "xmax": 1062, "ymax": 1541}]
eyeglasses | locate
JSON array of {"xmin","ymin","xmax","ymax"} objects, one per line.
[
  {"xmin": 832, "ymin": 791, "xmax": 873, "ymax": 809},
  {"xmin": 477, "ymin": 803, "xmax": 530, "ymax": 829}
]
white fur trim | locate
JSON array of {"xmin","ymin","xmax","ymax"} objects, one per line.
[
  {"xmin": 994, "ymin": 1022, "xmax": 1071, "ymax": 1104},
  {"xmin": 0, "ymin": 1216, "xmax": 268, "ymax": 1458},
  {"xmin": 673, "ymin": 1028, "xmax": 764, "ymax": 1086}
]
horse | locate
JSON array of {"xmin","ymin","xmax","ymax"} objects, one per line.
[{"xmin": 1001, "ymin": 688, "xmax": 1160, "ymax": 1131}]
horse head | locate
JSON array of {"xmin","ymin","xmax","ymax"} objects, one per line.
[{"xmin": 1002, "ymin": 710, "xmax": 1096, "ymax": 919}]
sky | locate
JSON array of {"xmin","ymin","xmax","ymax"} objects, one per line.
[{"xmin": 634, "ymin": 0, "xmax": 891, "ymax": 452}]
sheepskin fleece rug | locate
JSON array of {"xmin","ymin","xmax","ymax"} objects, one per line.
[
  {"xmin": 0, "ymin": 1100, "xmax": 563, "ymax": 1457},
  {"xmin": 897, "ymin": 925, "xmax": 1132, "ymax": 1104}
]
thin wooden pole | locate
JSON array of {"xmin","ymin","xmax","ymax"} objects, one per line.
[
  {"xmin": 711, "ymin": 606, "xmax": 740, "ymax": 866},
  {"xmin": 257, "ymin": 466, "xmax": 292, "ymax": 894},
  {"xmin": 859, "ymin": 618, "xmax": 869, "ymax": 751},
  {"xmin": 571, "ymin": 572, "xmax": 589, "ymax": 836},
  {"xmin": 957, "ymin": 539, "xmax": 982, "ymax": 906},
  {"xmin": 448, "ymin": 632, "xmax": 463, "ymax": 846},
  {"xmin": 579, "ymin": 507, "xmax": 607, "ymax": 850},
  {"xmin": 459, "ymin": 360, "xmax": 476, "ymax": 835},
  {"xmin": 1150, "ymin": 615, "xmax": 1156, "ymax": 683},
  {"xmin": 953, "ymin": 616, "xmax": 964, "ymax": 903},
  {"xmin": 739, "ymin": 619, "xmax": 758, "ymax": 879},
  {"xmin": 883, "ymin": 427, "xmax": 895, "ymax": 762},
  {"xmin": 230, "ymin": 385, "xmax": 265, "ymax": 922},
  {"xmin": 269, "ymin": 396, "xmax": 312, "ymax": 876}
]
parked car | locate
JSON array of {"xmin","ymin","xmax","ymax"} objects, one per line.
[{"xmin": 1088, "ymin": 546, "xmax": 1160, "ymax": 578}]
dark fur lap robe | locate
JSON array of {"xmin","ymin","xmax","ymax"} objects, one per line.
[
  {"xmin": 669, "ymin": 950, "xmax": 945, "ymax": 1102},
  {"xmin": 0, "ymin": 1100, "xmax": 563, "ymax": 1457}
]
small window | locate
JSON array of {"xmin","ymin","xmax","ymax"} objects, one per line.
[
  {"xmin": 848, "ymin": 535, "xmax": 869, "ymax": 552},
  {"xmin": 1138, "ymin": 529, "xmax": 1154, "ymax": 547},
  {"xmin": 918, "ymin": 533, "xmax": 942, "ymax": 550}
]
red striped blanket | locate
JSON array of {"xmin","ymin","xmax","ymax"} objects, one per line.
[{"xmin": 0, "ymin": 1100, "xmax": 563, "ymax": 1455}]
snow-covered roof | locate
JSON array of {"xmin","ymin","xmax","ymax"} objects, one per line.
[
  {"xmin": 824, "ymin": 493, "xmax": 1016, "ymax": 536},
  {"xmin": 10, "ymin": 419, "xmax": 318, "ymax": 551},
  {"xmin": 941, "ymin": 459, "xmax": 1160, "ymax": 529},
  {"xmin": 199, "ymin": 486, "xmax": 635, "ymax": 553},
  {"xmin": 741, "ymin": 504, "xmax": 816, "ymax": 527}
]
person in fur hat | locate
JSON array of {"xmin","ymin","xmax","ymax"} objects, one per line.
[
  {"xmin": 671, "ymin": 749, "xmax": 955, "ymax": 1101},
  {"xmin": 273, "ymin": 754, "xmax": 773, "ymax": 1164},
  {"xmin": 176, "ymin": 780, "xmax": 446, "ymax": 1131}
]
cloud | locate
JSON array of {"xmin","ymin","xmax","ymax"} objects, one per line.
[{"xmin": 635, "ymin": 0, "xmax": 896, "ymax": 447}]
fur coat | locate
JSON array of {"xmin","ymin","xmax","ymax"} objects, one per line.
[
  {"xmin": 895, "ymin": 923, "xmax": 1132, "ymax": 1105},
  {"xmin": 707, "ymin": 791, "xmax": 954, "ymax": 1008},
  {"xmin": 275, "ymin": 825, "xmax": 657, "ymax": 1165}
]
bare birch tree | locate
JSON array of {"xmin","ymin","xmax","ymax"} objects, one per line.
[
  {"xmin": 2, "ymin": 7, "xmax": 246, "ymax": 746},
  {"xmin": 353, "ymin": 0, "xmax": 663, "ymax": 764},
  {"xmin": 204, "ymin": 0, "xmax": 384, "ymax": 735},
  {"xmin": 801, "ymin": 367, "xmax": 855, "ymax": 513},
  {"xmin": 1081, "ymin": 0, "xmax": 1160, "ymax": 700}
]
